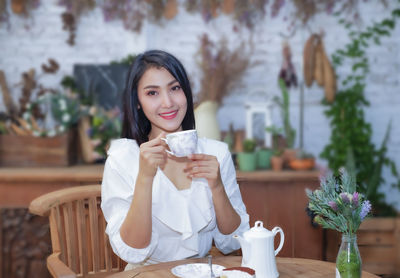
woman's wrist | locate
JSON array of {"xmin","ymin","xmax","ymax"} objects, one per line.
[{"xmin": 136, "ymin": 172, "xmax": 155, "ymax": 188}]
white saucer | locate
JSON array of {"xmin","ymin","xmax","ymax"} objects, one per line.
[{"xmin": 171, "ymin": 263, "xmax": 225, "ymax": 278}]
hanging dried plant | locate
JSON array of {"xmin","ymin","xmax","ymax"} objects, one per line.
[
  {"xmin": 41, "ymin": 59, "xmax": 60, "ymax": 74},
  {"xmin": 102, "ymin": 0, "xmax": 147, "ymax": 32},
  {"xmin": 61, "ymin": 12, "xmax": 75, "ymax": 45},
  {"xmin": 146, "ymin": 0, "xmax": 166, "ymax": 22},
  {"xmin": 11, "ymin": 0, "xmax": 40, "ymax": 16},
  {"xmin": 58, "ymin": 0, "xmax": 95, "ymax": 45},
  {"xmin": 196, "ymin": 34, "xmax": 250, "ymax": 105},
  {"xmin": 0, "ymin": 0, "xmax": 8, "ymax": 24}
]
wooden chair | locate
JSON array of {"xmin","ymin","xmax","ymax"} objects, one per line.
[{"xmin": 29, "ymin": 185, "xmax": 126, "ymax": 278}]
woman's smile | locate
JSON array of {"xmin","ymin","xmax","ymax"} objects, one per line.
[{"xmin": 159, "ymin": 110, "xmax": 178, "ymax": 120}]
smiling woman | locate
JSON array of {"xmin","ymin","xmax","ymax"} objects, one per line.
[{"xmin": 101, "ymin": 50, "xmax": 250, "ymax": 269}]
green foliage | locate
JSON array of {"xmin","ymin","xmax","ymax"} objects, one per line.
[
  {"xmin": 243, "ymin": 139, "xmax": 256, "ymax": 153},
  {"xmin": 89, "ymin": 108, "xmax": 121, "ymax": 157},
  {"xmin": 274, "ymin": 78, "xmax": 296, "ymax": 148},
  {"xmin": 110, "ymin": 54, "xmax": 137, "ymax": 65},
  {"xmin": 61, "ymin": 75, "xmax": 94, "ymax": 106},
  {"xmin": 320, "ymin": 4, "xmax": 400, "ymax": 216}
]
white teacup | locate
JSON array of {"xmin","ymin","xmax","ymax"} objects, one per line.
[{"xmin": 161, "ymin": 129, "xmax": 198, "ymax": 157}]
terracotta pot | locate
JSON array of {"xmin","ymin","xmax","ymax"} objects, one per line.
[
  {"xmin": 289, "ymin": 158, "xmax": 315, "ymax": 171},
  {"xmin": 283, "ymin": 148, "xmax": 297, "ymax": 167},
  {"xmin": 270, "ymin": 156, "xmax": 283, "ymax": 171}
]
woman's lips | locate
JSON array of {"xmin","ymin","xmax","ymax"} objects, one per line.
[{"xmin": 159, "ymin": 110, "xmax": 178, "ymax": 120}]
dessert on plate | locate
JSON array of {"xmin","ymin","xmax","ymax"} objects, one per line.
[{"xmin": 220, "ymin": 266, "xmax": 256, "ymax": 278}]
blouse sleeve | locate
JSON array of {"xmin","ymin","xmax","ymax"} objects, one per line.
[
  {"xmin": 101, "ymin": 152, "xmax": 159, "ymax": 264},
  {"xmin": 212, "ymin": 145, "xmax": 250, "ymax": 254}
]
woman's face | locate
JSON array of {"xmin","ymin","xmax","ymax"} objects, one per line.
[{"xmin": 137, "ymin": 67, "xmax": 187, "ymax": 139}]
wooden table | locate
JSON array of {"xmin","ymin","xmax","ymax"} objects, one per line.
[{"xmin": 108, "ymin": 256, "xmax": 379, "ymax": 278}]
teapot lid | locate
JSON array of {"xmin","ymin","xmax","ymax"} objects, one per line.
[{"xmin": 244, "ymin": 221, "xmax": 273, "ymax": 238}]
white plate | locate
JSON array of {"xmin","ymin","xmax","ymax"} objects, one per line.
[{"xmin": 171, "ymin": 263, "xmax": 225, "ymax": 278}]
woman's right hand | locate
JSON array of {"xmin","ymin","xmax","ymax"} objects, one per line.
[{"xmin": 138, "ymin": 132, "xmax": 168, "ymax": 180}]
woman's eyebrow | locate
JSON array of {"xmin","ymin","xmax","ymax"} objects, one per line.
[
  {"xmin": 143, "ymin": 85, "xmax": 159, "ymax": 89},
  {"xmin": 143, "ymin": 79, "xmax": 178, "ymax": 90}
]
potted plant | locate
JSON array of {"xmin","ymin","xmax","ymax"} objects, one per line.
[
  {"xmin": 273, "ymin": 78, "xmax": 297, "ymax": 167},
  {"xmin": 270, "ymin": 149, "xmax": 284, "ymax": 171},
  {"xmin": 194, "ymin": 34, "xmax": 250, "ymax": 140},
  {"xmin": 307, "ymin": 168, "xmax": 372, "ymax": 278},
  {"xmin": 237, "ymin": 138, "xmax": 257, "ymax": 172}
]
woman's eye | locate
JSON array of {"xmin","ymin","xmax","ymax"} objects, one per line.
[
  {"xmin": 147, "ymin": 90, "xmax": 158, "ymax": 96},
  {"xmin": 171, "ymin": 85, "xmax": 181, "ymax": 91}
]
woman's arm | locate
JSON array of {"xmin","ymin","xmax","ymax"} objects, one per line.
[{"xmin": 120, "ymin": 132, "xmax": 167, "ymax": 248}]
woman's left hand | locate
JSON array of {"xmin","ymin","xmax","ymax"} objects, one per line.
[{"xmin": 185, "ymin": 154, "xmax": 222, "ymax": 191}]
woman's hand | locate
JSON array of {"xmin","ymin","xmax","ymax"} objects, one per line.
[
  {"xmin": 138, "ymin": 132, "xmax": 168, "ymax": 180},
  {"xmin": 185, "ymin": 154, "xmax": 223, "ymax": 191},
  {"xmin": 186, "ymin": 153, "xmax": 241, "ymax": 234}
]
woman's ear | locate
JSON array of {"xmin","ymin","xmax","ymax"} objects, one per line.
[{"xmin": 137, "ymin": 104, "xmax": 141, "ymax": 109}]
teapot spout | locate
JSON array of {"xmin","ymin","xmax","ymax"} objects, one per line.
[{"xmin": 233, "ymin": 235, "xmax": 251, "ymax": 266}]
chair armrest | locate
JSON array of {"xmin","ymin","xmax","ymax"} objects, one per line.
[
  {"xmin": 29, "ymin": 185, "xmax": 100, "ymax": 216},
  {"xmin": 47, "ymin": 253, "xmax": 77, "ymax": 278}
]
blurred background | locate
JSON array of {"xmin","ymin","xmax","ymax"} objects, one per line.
[{"xmin": 0, "ymin": 0, "xmax": 399, "ymax": 277}]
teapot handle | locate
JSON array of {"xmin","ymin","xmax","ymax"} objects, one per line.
[{"xmin": 272, "ymin": 227, "xmax": 285, "ymax": 256}]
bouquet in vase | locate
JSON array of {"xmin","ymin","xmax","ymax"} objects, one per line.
[{"xmin": 306, "ymin": 168, "xmax": 371, "ymax": 278}]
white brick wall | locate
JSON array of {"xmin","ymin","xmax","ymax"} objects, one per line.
[{"xmin": 0, "ymin": 0, "xmax": 399, "ymax": 210}]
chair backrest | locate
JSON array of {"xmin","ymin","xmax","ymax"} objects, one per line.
[{"xmin": 29, "ymin": 185, "xmax": 125, "ymax": 277}]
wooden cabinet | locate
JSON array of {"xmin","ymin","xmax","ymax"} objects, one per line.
[
  {"xmin": 0, "ymin": 166, "xmax": 323, "ymax": 277},
  {"xmin": 237, "ymin": 170, "xmax": 323, "ymax": 259}
]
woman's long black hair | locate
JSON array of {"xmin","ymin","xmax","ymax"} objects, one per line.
[{"xmin": 122, "ymin": 50, "xmax": 195, "ymax": 145}]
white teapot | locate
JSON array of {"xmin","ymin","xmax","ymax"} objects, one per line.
[{"xmin": 234, "ymin": 221, "xmax": 284, "ymax": 278}]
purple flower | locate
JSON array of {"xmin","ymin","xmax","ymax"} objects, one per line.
[
  {"xmin": 328, "ymin": 201, "xmax": 338, "ymax": 211},
  {"xmin": 360, "ymin": 200, "xmax": 372, "ymax": 220},
  {"xmin": 352, "ymin": 192, "xmax": 359, "ymax": 207},
  {"xmin": 340, "ymin": 193, "xmax": 350, "ymax": 204}
]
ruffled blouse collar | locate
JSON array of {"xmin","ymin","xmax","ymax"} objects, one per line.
[{"xmin": 151, "ymin": 140, "xmax": 214, "ymax": 254}]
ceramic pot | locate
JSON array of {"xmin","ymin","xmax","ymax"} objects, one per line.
[
  {"xmin": 194, "ymin": 100, "xmax": 221, "ymax": 140},
  {"xmin": 256, "ymin": 149, "xmax": 273, "ymax": 169},
  {"xmin": 270, "ymin": 156, "xmax": 283, "ymax": 171},
  {"xmin": 237, "ymin": 152, "xmax": 257, "ymax": 172}
]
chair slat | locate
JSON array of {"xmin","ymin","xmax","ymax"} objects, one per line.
[
  {"xmin": 89, "ymin": 196, "xmax": 100, "ymax": 272},
  {"xmin": 103, "ymin": 218, "xmax": 112, "ymax": 272},
  {"xmin": 76, "ymin": 199, "xmax": 88, "ymax": 276},
  {"xmin": 97, "ymin": 210, "xmax": 107, "ymax": 271},
  {"xmin": 64, "ymin": 202, "xmax": 78, "ymax": 273},
  {"xmin": 53, "ymin": 205, "xmax": 67, "ymax": 264}
]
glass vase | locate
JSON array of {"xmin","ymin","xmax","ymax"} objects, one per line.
[{"xmin": 336, "ymin": 234, "xmax": 362, "ymax": 278}]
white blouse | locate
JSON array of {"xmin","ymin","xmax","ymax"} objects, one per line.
[{"xmin": 101, "ymin": 137, "xmax": 250, "ymax": 265}]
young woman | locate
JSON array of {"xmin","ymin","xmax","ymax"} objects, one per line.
[{"xmin": 101, "ymin": 50, "xmax": 249, "ymax": 267}]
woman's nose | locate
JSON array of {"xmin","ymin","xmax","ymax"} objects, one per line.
[{"xmin": 161, "ymin": 92, "xmax": 173, "ymax": 108}]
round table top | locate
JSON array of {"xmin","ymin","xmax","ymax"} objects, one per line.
[{"xmin": 108, "ymin": 256, "xmax": 380, "ymax": 278}]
